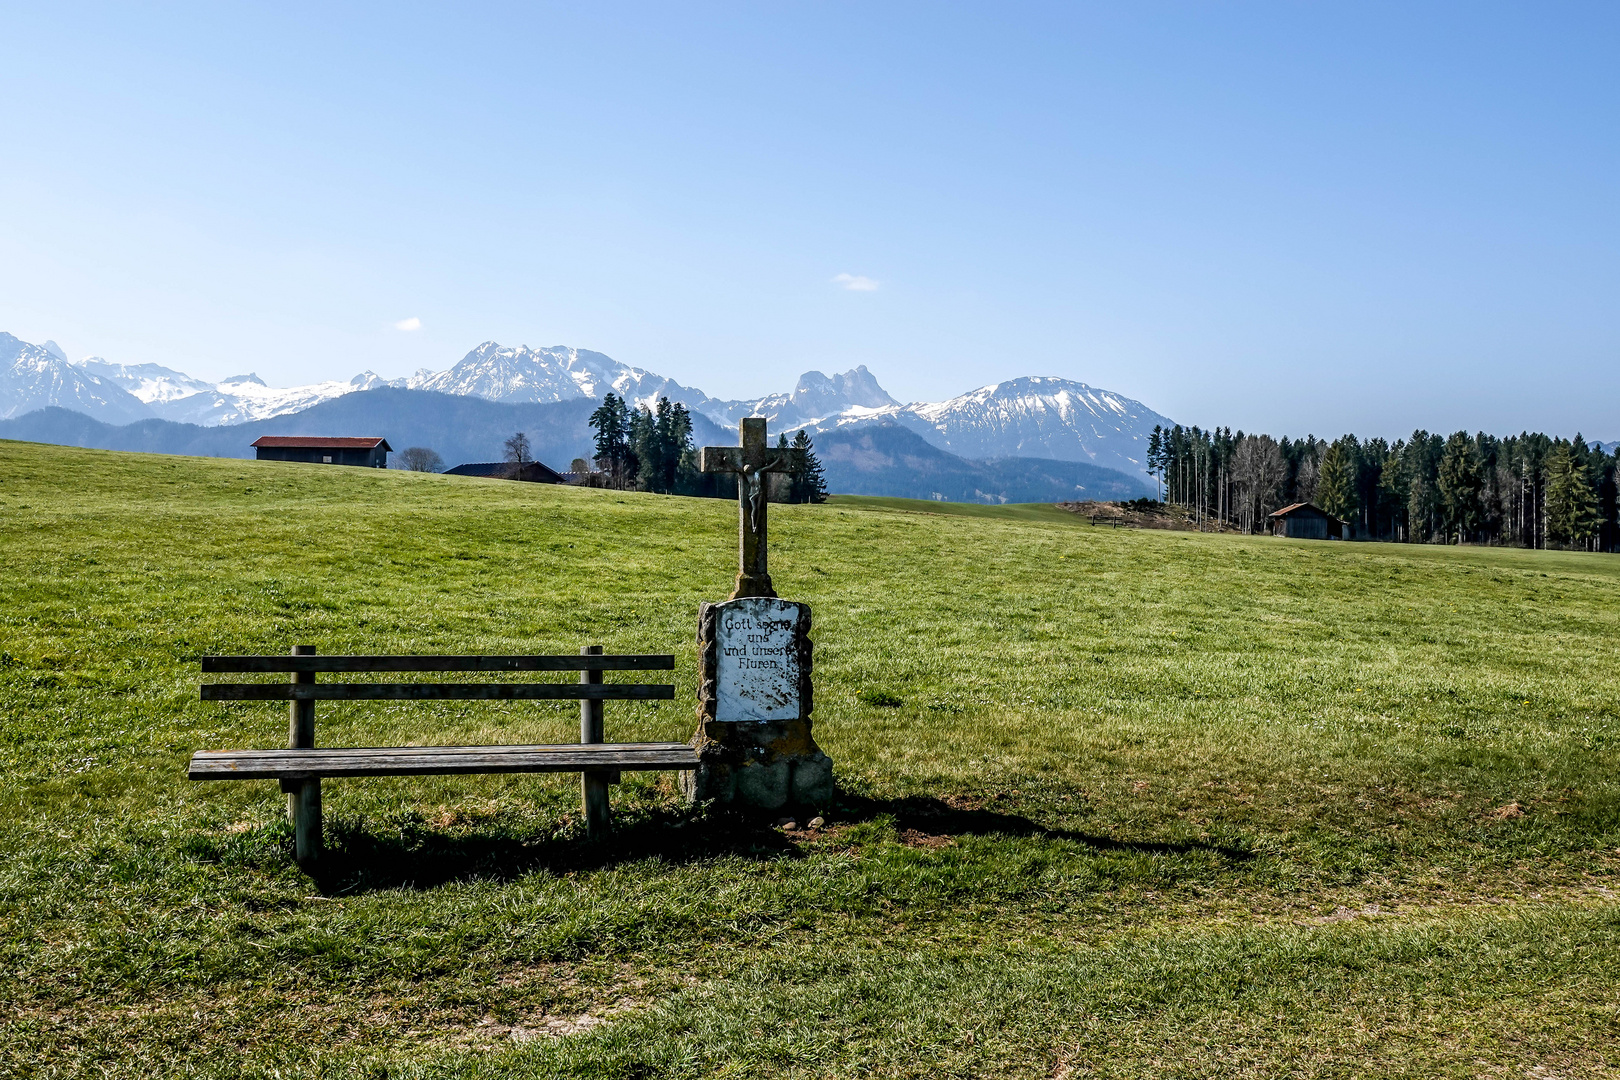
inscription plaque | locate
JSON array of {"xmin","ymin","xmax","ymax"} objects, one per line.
[{"xmin": 713, "ymin": 597, "xmax": 801, "ymax": 722}]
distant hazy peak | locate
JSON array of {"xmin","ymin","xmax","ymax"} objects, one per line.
[
  {"xmin": 792, "ymin": 365, "xmax": 898, "ymax": 412},
  {"xmin": 220, "ymin": 373, "xmax": 267, "ymax": 386},
  {"xmin": 706, "ymin": 364, "xmax": 901, "ymax": 429},
  {"xmin": 43, "ymin": 340, "xmax": 67, "ymax": 361}
]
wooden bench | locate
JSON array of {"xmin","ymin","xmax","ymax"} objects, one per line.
[{"xmin": 189, "ymin": 645, "xmax": 699, "ymax": 866}]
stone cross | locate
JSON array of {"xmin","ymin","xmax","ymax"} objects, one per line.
[{"xmin": 699, "ymin": 417, "xmax": 796, "ymax": 600}]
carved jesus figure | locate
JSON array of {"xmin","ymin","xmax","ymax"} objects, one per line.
[{"xmin": 699, "ymin": 419, "xmax": 797, "ymax": 599}]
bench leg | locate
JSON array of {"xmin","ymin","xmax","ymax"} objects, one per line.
[
  {"xmin": 579, "ymin": 645, "xmax": 610, "ymax": 839},
  {"xmin": 582, "ymin": 770, "xmax": 610, "ymax": 840},
  {"xmin": 287, "ymin": 644, "xmax": 321, "ymax": 867},
  {"xmin": 291, "ymin": 778, "xmax": 322, "ymax": 867}
]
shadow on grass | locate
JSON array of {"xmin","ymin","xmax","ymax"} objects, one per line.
[
  {"xmin": 298, "ymin": 787, "xmax": 1252, "ymax": 895},
  {"xmin": 309, "ymin": 806, "xmax": 801, "ymax": 894},
  {"xmin": 841, "ymin": 793, "xmax": 1255, "ymax": 861}
]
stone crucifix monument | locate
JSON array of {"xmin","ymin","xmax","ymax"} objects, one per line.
[{"xmin": 682, "ymin": 417, "xmax": 833, "ymax": 810}]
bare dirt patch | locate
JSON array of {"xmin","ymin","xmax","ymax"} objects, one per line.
[
  {"xmin": 1058, "ymin": 500, "xmax": 1239, "ymax": 532},
  {"xmin": 468, "ymin": 996, "xmax": 640, "ymax": 1045}
]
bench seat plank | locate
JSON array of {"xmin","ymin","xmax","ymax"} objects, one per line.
[
  {"xmin": 201, "ymin": 683, "xmax": 675, "ymax": 701},
  {"xmin": 203, "ymin": 655, "xmax": 675, "ymax": 673},
  {"xmin": 189, "ymin": 742, "xmax": 700, "ymax": 780}
]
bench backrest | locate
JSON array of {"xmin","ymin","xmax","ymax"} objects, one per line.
[{"xmin": 201, "ymin": 652, "xmax": 676, "ymax": 702}]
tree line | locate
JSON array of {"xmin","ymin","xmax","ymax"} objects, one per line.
[
  {"xmin": 587, "ymin": 393, "xmax": 828, "ymax": 502},
  {"xmin": 1147, "ymin": 424, "xmax": 1616, "ymax": 550}
]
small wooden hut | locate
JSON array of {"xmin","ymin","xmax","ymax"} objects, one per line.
[
  {"xmin": 251, "ymin": 436, "xmax": 391, "ymax": 468},
  {"xmin": 1268, "ymin": 502, "xmax": 1347, "ymax": 540}
]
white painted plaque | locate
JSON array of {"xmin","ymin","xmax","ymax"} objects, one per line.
[{"xmin": 714, "ymin": 597, "xmax": 801, "ymax": 723}]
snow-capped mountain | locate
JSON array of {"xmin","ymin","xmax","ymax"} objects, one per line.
[
  {"xmin": 2, "ymin": 334, "xmax": 728, "ymax": 427},
  {"xmin": 1, "ymin": 333, "xmax": 151, "ymax": 424},
  {"xmin": 805, "ymin": 376, "xmax": 1171, "ymax": 479},
  {"xmin": 66, "ymin": 355, "xmax": 386, "ymax": 426},
  {"xmin": 1, "ymin": 331, "xmax": 1172, "ymax": 478},
  {"xmin": 704, "ymin": 366, "xmax": 898, "ymax": 429},
  {"xmin": 406, "ymin": 342, "xmax": 718, "ymax": 413},
  {"xmin": 910, "ymin": 376, "xmax": 1169, "ymax": 474},
  {"xmin": 77, "ymin": 357, "xmax": 216, "ymax": 404},
  {"xmin": 146, "ymin": 371, "xmax": 392, "ymax": 426}
]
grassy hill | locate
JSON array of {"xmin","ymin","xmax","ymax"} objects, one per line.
[{"xmin": 1, "ymin": 439, "xmax": 1617, "ymax": 1078}]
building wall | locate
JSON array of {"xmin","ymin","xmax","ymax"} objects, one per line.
[
  {"xmin": 255, "ymin": 447, "xmax": 387, "ymax": 467},
  {"xmin": 1283, "ymin": 514, "xmax": 1330, "ymax": 540},
  {"xmin": 1271, "ymin": 509, "xmax": 1334, "ymax": 539}
]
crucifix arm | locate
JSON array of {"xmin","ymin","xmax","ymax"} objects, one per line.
[
  {"xmin": 756, "ymin": 449, "xmax": 798, "ymax": 474},
  {"xmin": 699, "ymin": 446, "xmax": 745, "ymax": 474},
  {"xmin": 699, "ymin": 446, "xmax": 798, "ymax": 474}
]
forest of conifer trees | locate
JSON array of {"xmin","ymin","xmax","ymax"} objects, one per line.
[
  {"xmin": 1146, "ymin": 425, "xmax": 1616, "ymax": 550},
  {"xmin": 585, "ymin": 393, "xmax": 828, "ymax": 502}
]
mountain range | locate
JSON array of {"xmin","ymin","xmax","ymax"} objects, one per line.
[
  {"xmin": 0, "ymin": 330, "xmax": 1170, "ymax": 499},
  {"xmin": 0, "ymin": 394, "xmax": 1151, "ymax": 504}
]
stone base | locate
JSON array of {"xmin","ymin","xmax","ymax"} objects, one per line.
[
  {"xmin": 681, "ymin": 750, "xmax": 834, "ymax": 811},
  {"xmin": 690, "ymin": 595, "xmax": 831, "ymax": 812}
]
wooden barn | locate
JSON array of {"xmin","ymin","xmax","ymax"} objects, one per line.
[
  {"xmin": 1268, "ymin": 502, "xmax": 1348, "ymax": 540},
  {"xmin": 444, "ymin": 460, "xmax": 566, "ymax": 484},
  {"xmin": 251, "ymin": 436, "xmax": 391, "ymax": 468}
]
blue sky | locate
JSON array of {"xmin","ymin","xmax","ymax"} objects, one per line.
[{"xmin": 2, "ymin": 2, "xmax": 1616, "ymax": 437}]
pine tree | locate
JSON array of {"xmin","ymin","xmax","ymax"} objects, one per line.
[
  {"xmin": 1147, "ymin": 426, "xmax": 1164, "ymax": 501},
  {"xmin": 790, "ymin": 428, "xmax": 828, "ymax": 503},
  {"xmin": 628, "ymin": 405, "xmax": 658, "ymax": 491},
  {"xmin": 1546, "ymin": 440, "xmax": 1599, "ymax": 548},
  {"xmin": 588, "ymin": 393, "xmax": 637, "ymax": 489},
  {"xmin": 1378, "ymin": 438, "xmax": 1411, "ymax": 541},
  {"xmin": 1400, "ymin": 431, "xmax": 1444, "ymax": 541},
  {"xmin": 1436, "ymin": 431, "xmax": 1484, "ymax": 543},
  {"xmin": 1316, "ymin": 438, "xmax": 1359, "ymax": 522},
  {"xmin": 658, "ymin": 400, "xmax": 693, "ymax": 494},
  {"xmin": 1357, "ymin": 437, "xmax": 1390, "ymax": 537},
  {"xmin": 624, "ymin": 398, "xmax": 694, "ymax": 495}
]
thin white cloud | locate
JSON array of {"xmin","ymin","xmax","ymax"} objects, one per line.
[
  {"xmin": 832, "ymin": 273, "xmax": 880, "ymax": 292},
  {"xmin": 394, "ymin": 317, "xmax": 422, "ymax": 331}
]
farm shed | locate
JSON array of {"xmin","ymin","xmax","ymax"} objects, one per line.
[
  {"xmin": 1268, "ymin": 502, "xmax": 1348, "ymax": 540},
  {"xmin": 251, "ymin": 436, "xmax": 391, "ymax": 468},
  {"xmin": 444, "ymin": 460, "xmax": 567, "ymax": 484}
]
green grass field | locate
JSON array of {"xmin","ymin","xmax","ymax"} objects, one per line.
[{"xmin": 2, "ymin": 439, "xmax": 1617, "ymax": 1079}]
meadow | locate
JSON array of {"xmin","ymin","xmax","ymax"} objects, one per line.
[{"xmin": 1, "ymin": 439, "xmax": 1616, "ymax": 1078}]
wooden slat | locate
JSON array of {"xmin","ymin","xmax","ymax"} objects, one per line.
[
  {"xmin": 201, "ymin": 683, "xmax": 675, "ymax": 702},
  {"xmin": 202, "ymin": 654, "xmax": 675, "ymax": 673},
  {"xmin": 189, "ymin": 742, "xmax": 701, "ymax": 780}
]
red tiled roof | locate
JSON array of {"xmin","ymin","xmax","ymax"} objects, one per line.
[{"xmin": 251, "ymin": 436, "xmax": 391, "ymax": 450}]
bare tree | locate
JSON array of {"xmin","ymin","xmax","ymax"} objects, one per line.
[
  {"xmin": 400, "ymin": 446, "xmax": 443, "ymax": 472},
  {"xmin": 1294, "ymin": 455, "xmax": 1320, "ymax": 505},
  {"xmin": 501, "ymin": 432, "xmax": 532, "ymax": 479},
  {"xmin": 1233, "ymin": 435, "xmax": 1286, "ymax": 533},
  {"xmin": 504, "ymin": 432, "xmax": 531, "ymax": 463}
]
